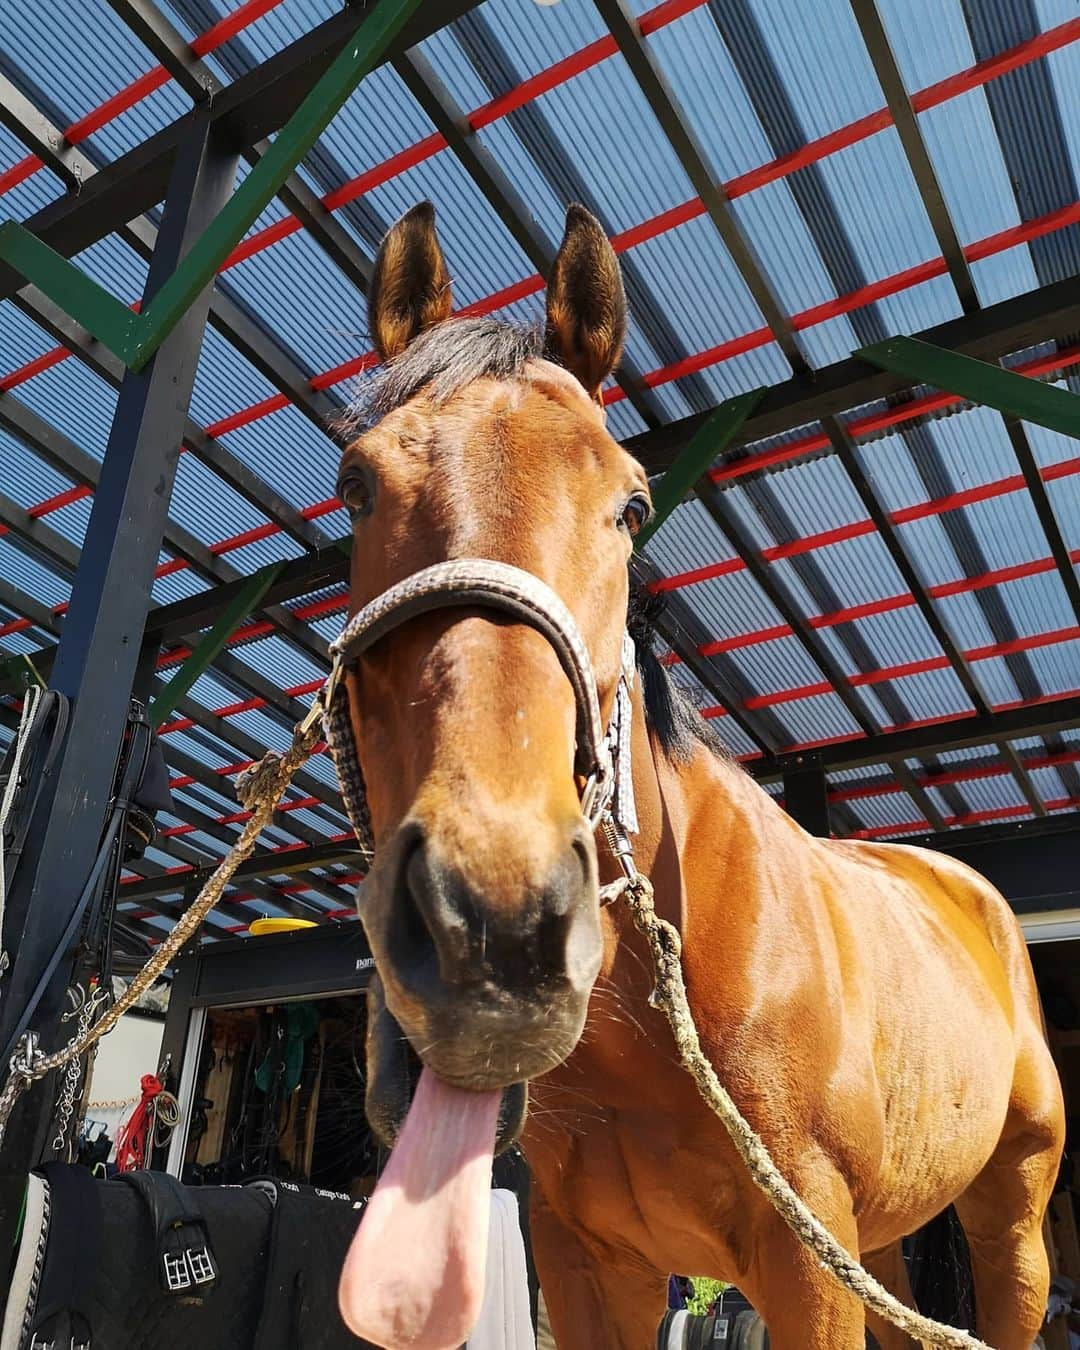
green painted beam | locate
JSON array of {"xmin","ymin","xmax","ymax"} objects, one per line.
[
  {"xmin": 0, "ymin": 222, "xmax": 139, "ymax": 361},
  {"xmin": 0, "ymin": 0, "xmax": 422, "ymax": 371},
  {"xmin": 634, "ymin": 387, "xmax": 766, "ymax": 549},
  {"xmin": 857, "ymin": 336, "xmax": 1080, "ymax": 441},
  {"xmin": 149, "ymin": 561, "xmax": 284, "ymax": 729}
]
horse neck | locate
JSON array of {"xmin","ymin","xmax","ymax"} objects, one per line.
[{"xmin": 611, "ymin": 678, "xmax": 796, "ymax": 937}]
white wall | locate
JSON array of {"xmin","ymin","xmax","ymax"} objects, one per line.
[{"xmin": 83, "ymin": 1012, "xmax": 165, "ymax": 1144}]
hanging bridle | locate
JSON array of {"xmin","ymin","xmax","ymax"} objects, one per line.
[{"xmin": 316, "ymin": 558, "xmax": 639, "ymax": 864}]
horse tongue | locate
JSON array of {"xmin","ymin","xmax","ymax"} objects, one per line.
[{"xmin": 338, "ymin": 1067, "xmax": 501, "ymax": 1350}]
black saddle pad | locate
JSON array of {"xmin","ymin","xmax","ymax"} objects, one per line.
[{"xmin": 9, "ymin": 1165, "xmax": 376, "ymax": 1350}]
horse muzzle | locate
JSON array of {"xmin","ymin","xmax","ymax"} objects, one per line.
[
  {"xmin": 362, "ymin": 815, "xmax": 602, "ymax": 1095},
  {"xmin": 364, "ymin": 971, "xmax": 529, "ymax": 1153}
]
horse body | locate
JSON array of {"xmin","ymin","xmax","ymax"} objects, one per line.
[
  {"xmin": 336, "ymin": 200, "xmax": 1065, "ymax": 1350},
  {"xmin": 528, "ymin": 705, "xmax": 1063, "ymax": 1348}
]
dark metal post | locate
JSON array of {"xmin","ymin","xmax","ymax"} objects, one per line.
[
  {"xmin": 0, "ymin": 110, "xmax": 238, "ymax": 1265},
  {"xmin": 783, "ymin": 766, "xmax": 831, "ymax": 837}
]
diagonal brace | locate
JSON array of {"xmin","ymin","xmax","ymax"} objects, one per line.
[
  {"xmin": 635, "ymin": 388, "xmax": 766, "ymax": 549},
  {"xmin": 0, "ymin": 0, "xmax": 422, "ymax": 371},
  {"xmin": 858, "ymin": 336, "xmax": 1080, "ymax": 441}
]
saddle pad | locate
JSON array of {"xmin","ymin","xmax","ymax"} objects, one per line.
[{"xmin": 4, "ymin": 1169, "xmax": 375, "ymax": 1350}]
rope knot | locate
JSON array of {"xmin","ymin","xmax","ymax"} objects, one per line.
[{"xmin": 236, "ymin": 749, "xmax": 287, "ymax": 809}]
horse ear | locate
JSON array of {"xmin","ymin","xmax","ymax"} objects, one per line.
[
  {"xmin": 544, "ymin": 203, "xmax": 627, "ymax": 399},
  {"xmin": 368, "ymin": 202, "xmax": 453, "ymax": 362}
]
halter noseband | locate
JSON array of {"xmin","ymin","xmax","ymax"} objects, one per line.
[{"xmin": 319, "ymin": 559, "xmax": 637, "ymax": 858}]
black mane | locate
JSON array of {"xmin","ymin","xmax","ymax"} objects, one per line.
[
  {"xmin": 349, "ymin": 315, "xmax": 725, "ymax": 765},
  {"xmin": 628, "ymin": 581, "xmax": 728, "ymax": 764}
]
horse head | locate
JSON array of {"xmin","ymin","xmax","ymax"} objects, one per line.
[{"xmin": 338, "ymin": 201, "xmax": 650, "ymax": 1131}]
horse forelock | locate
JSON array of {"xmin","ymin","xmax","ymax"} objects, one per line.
[{"xmin": 345, "ymin": 316, "xmax": 544, "ymax": 433}]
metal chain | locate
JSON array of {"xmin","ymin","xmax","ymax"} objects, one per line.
[{"xmin": 50, "ymin": 986, "xmax": 108, "ymax": 1156}]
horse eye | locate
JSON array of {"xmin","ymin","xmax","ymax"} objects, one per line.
[
  {"xmin": 620, "ymin": 495, "xmax": 652, "ymax": 537},
  {"xmin": 339, "ymin": 474, "xmax": 372, "ymax": 519}
]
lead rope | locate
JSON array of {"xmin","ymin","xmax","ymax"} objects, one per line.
[
  {"xmin": 0, "ymin": 647, "xmax": 995, "ymax": 1350},
  {"xmin": 599, "ymin": 851, "xmax": 992, "ymax": 1350},
  {"xmin": 0, "ymin": 713, "xmax": 327, "ymax": 1148}
]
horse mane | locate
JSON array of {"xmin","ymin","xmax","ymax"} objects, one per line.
[
  {"xmin": 348, "ymin": 315, "xmax": 726, "ymax": 767},
  {"xmin": 627, "ymin": 583, "xmax": 728, "ymax": 765}
]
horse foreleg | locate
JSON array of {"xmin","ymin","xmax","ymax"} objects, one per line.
[
  {"xmin": 862, "ymin": 1243, "xmax": 922, "ymax": 1350},
  {"xmin": 741, "ymin": 1166, "xmax": 866, "ymax": 1350},
  {"xmin": 529, "ymin": 1189, "xmax": 665, "ymax": 1350}
]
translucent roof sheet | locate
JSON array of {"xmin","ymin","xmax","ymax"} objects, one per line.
[{"xmin": 2, "ymin": 0, "xmax": 1078, "ymax": 940}]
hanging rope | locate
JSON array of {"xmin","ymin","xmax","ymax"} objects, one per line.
[
  {"xmin": 601, "ymin": 871, "xmax": 993, "ymax": 1350},
  {"xmin": 115, "ymin": 1073, "xmax": 165, "ymax": 1172}
]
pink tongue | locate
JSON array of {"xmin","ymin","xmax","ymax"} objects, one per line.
[{"xmin": 338, "ymin": 1067, "xmax": 501, "ymax": 1349}]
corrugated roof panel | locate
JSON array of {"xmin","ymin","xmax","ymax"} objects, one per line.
[
  {"xmin": 1031, "ymin": 764, "xmax": 1072, "ymax": 804},
  {"xmin": 769, "ymin": 691, "xmax": 863, "ymax": 746},
  {"xmin": 0, "ymin": 125, "xmax": 65, "ymax": 220},
  {"xmin": 731, "ymin": 182, "xmax": 861, "ymax": 365},
  {"xmin": 225, "ymin": 634, "xmax": 326, "ymax": 693},
  {"xmin": 931, "ymin": 587, "xmax": 1008, "ymax": 652},
  {"xmin": 991, "ymin": 568, "xmax": 1076, "ymax": 638},
  {"xmin": 830, "ymin": 762, "xmax": 896, "ymax": 783},
  {"xmin": 645, "ymin": 497, "xmax": 738, "ymax": 569},
  {"xmin": 0, "ymin": 432, "xmax": 73, "ymax": 509},
  {"xmin": 875, "ymin": 0, "xmax": 974, "ymax": 88},
  {"xmin": 362, "ymin": 154, "xmax": 536, "ymax": 313},
  {"xmin": 843, "ymin": 793, "xmax": 925, "ymax": 831},
  {"xmin": 641, "ymin": 5, "xmax": 782, "ymax": 178},
  {"xmin": 0, "ymin": 627, "xmax": 52, "ymax": 657},
  {"xmin": 948, "ymin": 491, "xmax": 1062, "ymax": 571},
  {"xmin": 1025, "ymin": 418, "xmax": 1079, "ymax": 469},
  {"xmin": 882, "ymin": 666, "xmax": 975, "ymax": 721},
  {"xmin": 6, "ymin": 348, "xmax": 119, "ymax": 463},
  {"xmin": 932, "ymin": 741, "xmax": 998, "ymax": 764},
  {"xmin": 959, "ymin": 654, "xmax": 1025, "ymax": 706},
  {"xmin": 167, "ymin": 450, "xmax": 298, "ymax": 561},
  {"xmin": 917, "ymin": 89, "xmax": 1022, "ymax": 243},
  {"xmin": 1041, "ymin": 12, "xmax": 1080, "ymax": 188},
  {"xmin": 955, "ymin": 773, "xmax": 1029, "ymax": 812},
  {"xmin": 0, "ymin": 538, "xmax": 69, "ymax": 611},
  {"xmin": 190, "ymin": 308, "xmax": 284, "ymax": 422},
  {"xmin": 1015, "ymin": 636, "xmax": 1080, "ymax": 696},
  {"xmin": 206, "ymin": 404, "xmax": 340, "ymax": 519},
  {"xmin": 968, "ymin": 248, "xmax": 1042, "ymax": 308},
  {"xmin": 721, "ymin": 630, "xmax": 831, "ymax": 695},
  {"xmin": 71, "ymin": 231, "xmax": 151, "ymax": 301},
  {"xmin": 151, "ymin": 556, "xmax": 211, "ymax": 607},
  {"xmin": 726, "ymin": 454, "xmax": 859, "ymax": 539},
  {"xmin": 185, "ymin": 0, "xmax": 339, "ymax": 63},
  {"xmin": 738, "ymin": 0, "xmax": 885, "ymax": 138},
  {"xmin": 2, "ymin": 0, "xmax": 192, "ymax": 165},
  {"xmin": 209, "ymin": 227, "xmax": 371, "ymax": 384},
  {"xmin": 1045, "ymin": 474, "xmax": 1080, "ymax": 553},
  {"xmin": 841, "ymin": 608, "xmax": 949, "ymax": 670},
  {"xmin": 814, "ymin": 128, "xmax": 954, "ymax": 296},
  {"xmin": 619, "ymin": 215, "xmax": 793, "ymax": 397}
]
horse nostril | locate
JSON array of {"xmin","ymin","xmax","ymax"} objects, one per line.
[
  {"xmin": 386, "ymin": 836, "xmax": 440, "ymax": 977},
  {"xmin": 570, "ymin": 824, "xmax": 595, "ymax": 890}
]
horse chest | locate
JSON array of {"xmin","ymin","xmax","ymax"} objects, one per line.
[{"xmin": 526, "ymin": 1087, "xmax": 750, "ymax": 1278}]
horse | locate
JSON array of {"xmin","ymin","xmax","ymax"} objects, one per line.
[{"xmin": 331, "ymin": 200, "xmax": 1065, "ymax": 1350}]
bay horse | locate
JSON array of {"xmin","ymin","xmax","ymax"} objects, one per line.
[{"xmin": 333, "ymin": 201, "xmax": 1064, "ymax": 1350}]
